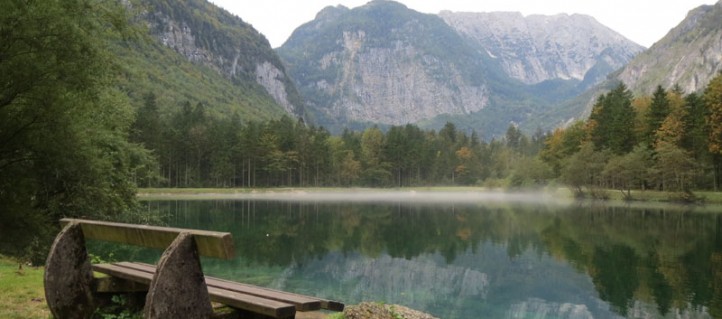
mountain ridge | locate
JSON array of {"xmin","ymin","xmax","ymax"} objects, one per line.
[
  {"xmin": 279, "ymin": 0, "xmax": 491, "ymax": 129},
  {"xmin": 278, "ymin": 0, "xmax": 642, "ymax": 136},
  {"xmin": 616, "ymin": 1, "xmax": 722, "ymax": 95},
  {"xmin": 439, "ymin": 11, "xmax": 643, "ymax": 87}
]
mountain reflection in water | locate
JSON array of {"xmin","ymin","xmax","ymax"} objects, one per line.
[{"xmin": 104, "ymin": 195, "xmax": 721, "ymax": 319}]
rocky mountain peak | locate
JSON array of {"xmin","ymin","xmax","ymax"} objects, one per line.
[
  {"xmin": 315, "ymin": 5, "xmax": 349, "ymax": 21},
  {"xmin": 279, "ymin": 0, "xmax": 649, "ymax": 136},
  {"xmin": 279, "ymin": 0, "xmax": 488, "ymax": 129},
  {"xmin": 439, "ymin": 11, "xmax": 643, "ymax": 86}
]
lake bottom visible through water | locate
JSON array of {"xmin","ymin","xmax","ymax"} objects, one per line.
[{"xmin": 93, "ymin": 196, "xmax": 722, "ymax": 319}]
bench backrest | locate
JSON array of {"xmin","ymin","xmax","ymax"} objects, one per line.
[{"xmin": 60, "ymin": 218, "xmax": 234, "ymax": 260}]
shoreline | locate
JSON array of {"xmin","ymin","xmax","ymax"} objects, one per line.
[{"xmin": 137, "ymin": 187, "xmax": 722, "ymax": 209}]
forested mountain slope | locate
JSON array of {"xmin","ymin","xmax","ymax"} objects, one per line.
[
  {"xmin": 617, "ymin": 1, "xmax": 722, "ymax": 95},
  {"xmin": 115, "ymin": 0, "xmax": 305, "ymax": 120}
]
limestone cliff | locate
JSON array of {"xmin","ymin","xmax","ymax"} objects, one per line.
[
  {"xmin": 439, "ymin": 11, "xmax": 644, "ymax": 88},
  {"xmin": 278, "ymin": 1, "xmax": 489, "ymax": 129},
  {"xmin": 310, "ymin": 30, "xmax": 488, "ymax": 125},
  {"xmin": 278, "ymin": 0, "xmax": 644, "ymax": 135}
]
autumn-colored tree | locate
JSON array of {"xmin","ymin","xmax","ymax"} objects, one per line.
[
  {"xmin": 654, "ymin": 95, "xmax": 687, "ymax": 148},
  {"xmin": 540, "ymin": 121, "xmax": 586, "ymax": 176},
  {"xmin": 631, "ymin": 96, "xmax": 651, "ymax": 142},
  {"xmin": 454, "ymin": 146, "xmax": 476, "ymax": 185}
]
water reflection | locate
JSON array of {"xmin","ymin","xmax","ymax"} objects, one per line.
[{"xmin": 125, "ymin": 199, "xmax": 722, "ymax": 318}]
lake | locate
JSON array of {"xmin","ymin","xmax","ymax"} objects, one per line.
[{"xmin": 102, "ymin": 191, "xmax": 722, "ymax": 318}]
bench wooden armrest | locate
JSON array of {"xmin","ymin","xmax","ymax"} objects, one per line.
[{"xmin": 60, "ymin": 218, "xmax": 234, "ymax": 259}]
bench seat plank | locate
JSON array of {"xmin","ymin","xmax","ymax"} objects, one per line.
[
  {"xmin": 61, "ymin": 218, "xmax": 234, "ymax": 259},
  {"xmin": 113, "ymin": 262, "xmax": 338, "ymax": 312},
  {"xmin": 92, "ymin": 263, "xmax": 296, "ymax": 318},
  {"xmin": 207, "ymin": 287, "xmax": 296, "ymax": 318},
  {"xmin": 205, "ymin": 274, "xmax": 343, "ymax": 311}
]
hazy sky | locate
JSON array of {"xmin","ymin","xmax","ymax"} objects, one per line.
[{"xmin": 209, "ymin": 0, "xmax": 717, "ymax": 48}]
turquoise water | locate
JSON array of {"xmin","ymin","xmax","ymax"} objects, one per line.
[{"xmin": 97, "ymin": 196, "xmax": 722, "ymax": 318}]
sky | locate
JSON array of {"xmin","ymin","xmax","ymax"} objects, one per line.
[{"xmin": 209, "ymin": 0, "xmax": 717, "ymax": 48}]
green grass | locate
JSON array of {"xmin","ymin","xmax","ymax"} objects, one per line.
[
  {"xmin": 0, "ymin": 256, "xmax": 50, "ymax": 319},
  {"xmin": 585, "ymin": 188, "xmax": 722, "ymax": 204}
]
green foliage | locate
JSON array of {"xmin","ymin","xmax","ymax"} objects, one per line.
[
  {"xmin": 653, "ymin": 142, "xmax": 697, "ymax": 191},
  {"xmin": 540, "ymin": 121, "xmax": 586, "ymax": 175},
  {"xmin": 560, "ymin": 142, "xmax": 609, "ymax": 197},
  {"xmin": 130, "ymin": 99, "xmax": 549, "ymax": 188},
  {"xmin": 509, "ymin": 157, "xmax": 554, "ymax": 189},
  {"xmin": 705, "ymin": 72, "xmax": 722, "ymax": 155},
  {"xmin": 110, "ymin": 0, "xmax": 293, "ymax": 122},
  {"xmin": 643, "ymin": 86, "xmax": 671, "ymax": 145},
  {"xmin": 94, "ymin": 295, "xmax": 142, "ymax": 319},
  {"xmin": 388, "ymin": 305, "xmax": 404, "ymax": 319},
  {"xmin": 588, "ymin": 83, "xmax": 637, "ymax": 154},
  {"xmin": 549, "ymin": 77, "xmax": 722, "ymax": 194},
  {"xmin": 0, "ymin": 0, "xmax": 150, "ymax": 261},
  {"xmin": 327, "ymin": 313, "xmax": 345, "ymax": 319},
  {"xmin": 602, "ymin": 145, "xmax": 652, "ymax": 198},
  {"xmin": 682, "ymin": 92, "xmax": 709, "ymax": 159}
]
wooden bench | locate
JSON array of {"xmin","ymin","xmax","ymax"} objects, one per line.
[{"xmin": 44, "ymin": 218, "xmax": 343, "ymax": 319}]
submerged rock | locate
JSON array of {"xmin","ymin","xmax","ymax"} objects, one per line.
[{"xmin": 343, "ymin": 302, "xmax": 439, "ymax": 319}]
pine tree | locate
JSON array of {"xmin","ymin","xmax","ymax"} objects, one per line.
[
  {"xmin": 704, "ymin": 72, "xmax": 722, "ymax": 189},
  {"xmin": 706, "ymin": 73, "xmax": 722, "ymax": 155},
  {"xmin": 644, "ymin": 86, "xmax": 671, "ymax": 146},
  {"xmin": 682, "ymin": 93, "xmax": 708, "ymax": 158},
  {"xmin": 588, "ymin": 83, "xmax": 636, "ymax": 154}
]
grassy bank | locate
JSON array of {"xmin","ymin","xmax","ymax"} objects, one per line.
[
  {"xmin": 0, "ymin": 256, "xmax": 49, "ymax": 319},
  {"xmin": 572, "ymin": 188, "xmax": 722, "ymax": 204}
]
